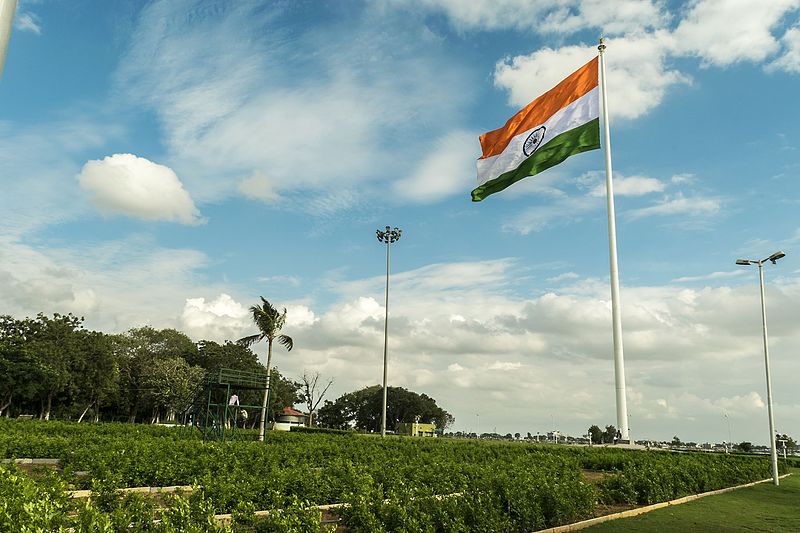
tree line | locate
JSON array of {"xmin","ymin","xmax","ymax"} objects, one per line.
[
  {"xmin": 317, "ymin": 385, "xmax": 454, "ymax": 432},
  {"xmin": 0, "ymin": 313, "xmax": 298, "ymax": 424},
  {"xmin": 0, "ymin": 310, "xmax": 455, "ymax": 433}
]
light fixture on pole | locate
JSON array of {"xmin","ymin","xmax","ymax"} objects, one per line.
[
  {"xmin": 736, "ymin": 250, "xmax": 785, "ymax": 486},
  {"xmin": 376, "ymin": 225, "xmax": 402, "ymax": 437}
]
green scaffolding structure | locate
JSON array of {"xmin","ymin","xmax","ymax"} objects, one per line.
[{"xmin": 186, "ymin": 368, "xmax": 269, "ymax": 442}]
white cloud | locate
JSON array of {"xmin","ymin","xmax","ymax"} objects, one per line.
[
  {"xmin": 0, "ymin": 119, "xmax": 123, "ymax": 235},
  {"xmin": 257, "ymin": 275, "xmax": 301, "ymax": 288},
  {"xmin": 14, "ymin": 12, "xmax": 41, "ymax": 34},
  {"xmin": 0, "ymin": 234, "xmax": 217, "ymax": 335},
  {"xmin": 237, "ymin": 171, "xmax": 280, "ymax": 202},
  {"xmin": 489, "ymin": 360, "xmax": 523, "ymax": 371},
  {"xmin": 671, "ymin": 173, "xmax": 695, "ymax": 184},
  {"xmin": 589, "ymin": 174, "xmax": 666, "ymax": 197},
  {"xmin": 393, "ymin": 130, "xmax": 478, "ymax": 203},
  {"xmin": 547, "ymin": 272, "xmax": 580, "ymax": 283},
  {"xmin": 672, "ymin": 270, "xmax": 746, "ymax": 283},
  {"xmin": 275, "ymin": 261, "xmax": 800, "ymax": 442},
  {"xmin": 493, "ymin": 33, "xmax": 687, "ymax": 121},
  {"xmin": 387, "ymin": 0, "xmax": 668, "ymax": 35},
  {"xmin": 626, "ymin": 193, "xmax": 722, "ymax": 220},
  {"xmin": 458, "ymin": 2, "xmax": 800, "ymax": 128},
  {"xmin": 76, "ymin": 153, "xmax": 203, "ymax": 225},
  {"xmin": 1, "ymin": 232, "xmax": 798, "ymax": 442},
  {"xmin": 181, "ymin": 294, "xmax": 250, "ymax": 342},
  {"xmin": 115, "ymin": 1, "xmax": 473, "ymax": 207},
  {"xmin": 286, "ymin": 305, "xmax": 317, "ymax": 329},
  {"xmin": 672, "ymin": 0, "xmax": 799, "ymax": 67},
  {"xmin": 768, "ymin": 25, "xmax": 800, "ymax": 73},
  {"xmin": 503, "ymin": 195, "xmax": 600, "ymax": 235}
]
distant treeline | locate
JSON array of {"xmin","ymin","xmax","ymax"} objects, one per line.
[{"xmin": 0, "ymin": 313, "xmax": 298, "ymax": 423}]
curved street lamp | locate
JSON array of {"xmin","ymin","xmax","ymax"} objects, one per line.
[
  {"xmin": 736, "ymin": 250, "xmax": 785, "ymax": 485},
  {"xmin": 376, "ymin": 226, "xmax": 402, "ymax": 437}
]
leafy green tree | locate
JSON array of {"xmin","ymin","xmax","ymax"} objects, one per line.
[
  {"xmin": 776, "ymin": 433, "xmax": 796, "ymax": 453},
  {"xmin": 317, "ymin": 398, "xmax": 350, "ymax": 429},
  {"xmin": 27, "ymin": 313, "xmax": 85, "ymax": 420},
  {"xmin": 191, "ymin": 340, "xmax": 260, "ymax": 372},
  {"xmin": 603, "ymin": 425, "xmax": 618, "ymax": 444},
  {"xmin": 736, "ymin": 441, "xmax": 753, "ymax": 453},
  {"xmin": 317, "ymin": 385, "xmax": 454, "ymax": 432},
  {"xmin": 238, "ymin": 297, "xmax": 294, "ymax": 441},
  {"xmin": 113, "ymin": 327, "xmax": 198, "ymax": 423},
  {"xmin": 671, "ymin": 435, "xmax": 683, "ymax": 446},
  {"xmin": 72, "ymin": 330, "xmax": 118, "ymax": 423},
  {"xmin": 0, "ymin": 316, "xmax": 40, "ymax": 416},
  {"xmin": 588, "ymin": 425, "xmax": 603, "ymax": 445},
  {"xmin": 141, "ymin": 356, "xmax": 205, "ymax": 422}
]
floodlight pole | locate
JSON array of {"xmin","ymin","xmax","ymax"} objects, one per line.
[
  {"xmin": 376, "ymin": 226, "xmax": 402, "ymax": 437},
  {"xmin": 724, "ymin": 412, "xmax": 732, "ymax": 453},
  {"xmin": 736, "ymin": 251, "xmax": 785, "ymax": 486}
]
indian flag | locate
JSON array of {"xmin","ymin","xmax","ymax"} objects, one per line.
[{"xmin": 472, "ymin": 57, "xmax": 600, "ymax": 202}]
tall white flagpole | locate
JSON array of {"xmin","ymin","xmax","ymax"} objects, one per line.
[
  {"xmin": 0, "ymin": 0, "xmax": 17, "ymax": 78},
  {"xmin": 598, "ymin": 38, "xmax": 630, "ymax": 443}
]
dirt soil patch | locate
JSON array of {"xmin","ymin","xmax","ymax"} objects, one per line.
[{"xmin": 581, "ymin": 469, "xmax": 610, "ymax": 483}]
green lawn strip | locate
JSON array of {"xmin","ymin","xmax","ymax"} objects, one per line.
[{"xmin": 581, "ymin": 470, "xmax": 800, "ymax": 533}]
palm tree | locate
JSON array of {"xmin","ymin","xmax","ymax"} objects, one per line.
[{"xmin": 238, "ymin": 297, "xmax": 294, "ymax": 441}]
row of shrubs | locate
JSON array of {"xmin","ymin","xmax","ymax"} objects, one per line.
[{"xmin": 0, "ymin": 419, "xmax": 788, "ymax": 532}]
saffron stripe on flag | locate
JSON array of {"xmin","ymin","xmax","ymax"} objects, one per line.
[{"xmin": 479, "ymin": 57, "xmax": 598, "ymax": 160}]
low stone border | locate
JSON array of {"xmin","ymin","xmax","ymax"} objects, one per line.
[
  {"xmin": 538, "ymin": 473, "xmax": 792, "ymax": 533},
  {"xmin": 212, "ymin": 490, "xmax": 464, "ymax": 526},
  {"xmin": 1, "ymin": 458, "xmax": 60, "ymax": 466},
  {"xmin": 213, "ymin": 501, "xmax": 348, "ymax": 526},
  {"xmin": 69, "ymin": 485, "xmax": 194, "ymax": 499}
]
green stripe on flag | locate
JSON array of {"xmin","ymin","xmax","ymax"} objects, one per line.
[{"xmin": 471, "ymin": 118, "xmax": 600, "ymax": 202}]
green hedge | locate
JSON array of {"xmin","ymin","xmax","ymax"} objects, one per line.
[{"xmin": 0, "ymin": 419, "xmax": 784, "ymax": 531}]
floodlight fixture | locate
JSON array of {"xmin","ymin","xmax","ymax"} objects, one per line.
[
  {"xmin": 768, "ymin": 251, "xmax": 785, "ymax": 264},
  {"xmin": 735, "ymin": 259, "xmax": 750, "ymax": 266}
]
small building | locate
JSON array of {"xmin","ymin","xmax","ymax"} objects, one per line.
[
  {"xmin": 397, "ymin": 421, "xmax": 437, "ymax": 437},
  {"xmin": 272, "ymin": 407, "xmax": 307, "ymax": 432}
]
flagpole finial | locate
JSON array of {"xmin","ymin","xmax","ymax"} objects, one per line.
[{"xmin": 598, "ymin": 37, "xmax": 606, "ymax": 52}]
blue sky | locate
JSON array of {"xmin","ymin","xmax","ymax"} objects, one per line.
[{"xmin": 2, "ymin": 0, "xmax": 800, "ymax": 444}]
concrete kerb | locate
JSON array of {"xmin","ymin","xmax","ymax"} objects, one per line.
[
  {"xmin": 213, "ymin": 493, "xmax": 463, "ymax": 525},
  {"xmin": 537, "ymin": 473, "xmax": 793, "ymax": 533},
  {"xmin": 213, "ymin": 502, "xmax": 349, "ymax": 526},
  {"xmin": 68, "ymin": 485, "xmax": 195, "ymax": 499},
  {"xmin": 2, "ymin": 458, "xmax": 60, "ymax": 466}
]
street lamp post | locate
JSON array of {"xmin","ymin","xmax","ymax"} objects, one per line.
[
  {"xmin": 736, "ymin": 250, "xmax": 785, "ymax": 486},
  {"xmin": 376, "ymin": 226, "xmax": 402, "ymax": 437},
  {"xmin": 723, "ymin": 412, "xmax": 732, "ymax": 453}
]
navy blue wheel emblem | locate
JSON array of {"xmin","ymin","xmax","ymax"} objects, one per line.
[{"xmin": 523, "ymin": 126, "xmax": 546, "ymax": 157}]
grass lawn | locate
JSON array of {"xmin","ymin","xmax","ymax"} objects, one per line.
[{"xmin": 582, "ymin": 469, "xmax": 800, "ymax": 533}]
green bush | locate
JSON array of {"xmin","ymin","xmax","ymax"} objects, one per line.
[{"xmin": 0, "ymin": 419, "xmax": 784, "ymax": 531}]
